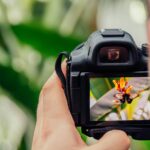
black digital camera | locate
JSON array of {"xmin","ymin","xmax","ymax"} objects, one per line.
[{"xmin": 55, "ymin": 29, "xmax": 150, "ymax": 140}]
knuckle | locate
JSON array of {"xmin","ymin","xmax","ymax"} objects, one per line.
[
  {"xmin": 39, "ymin": 80, "xmax": 55, "ymax": 101},
  {"xmin": 117, "ymin": 131, "xmax": 131, "ymax": 147},
  {"xmin": 105, "ymin": 130, "xmax": 131, "ymax": 148},
  {"xmin": 41, "ymin": 81, "xmax": 54, "ymax": 93},
  {"xmin": 124, "ymin": 136, "xmax": 131, "ymax": 147},
  {"xmin": 41, "ymin": 130, "xmax": 50, "ymax": 141}
]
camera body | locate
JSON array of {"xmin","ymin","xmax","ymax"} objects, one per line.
[{"xmin": 56, "ymin": 29, "xmax": 150, "ymax": 140}]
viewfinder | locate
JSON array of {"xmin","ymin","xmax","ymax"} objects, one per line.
[{"xmin": 99, "ymin": 46, "xmax": 129, "ymax": 63}]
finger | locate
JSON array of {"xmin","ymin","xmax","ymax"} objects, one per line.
[
  {"xmin": 88, "ymin": 130, "xmax": 130, "ymax": 150},
  {"xmin": 32, "ymin": 94, "xmax": 44, "ymax": 144},
  {"xmin": 38, "ymin": 60, "xmax": 74, "ymax": 134}
]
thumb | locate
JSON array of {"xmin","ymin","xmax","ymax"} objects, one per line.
[{"xmin": 88, "ymin": 130, "xmax": 130, "ymax": 150}]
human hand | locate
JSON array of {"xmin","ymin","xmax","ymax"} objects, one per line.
[{"xmin": 32, "ymin": 62, "xmax": 130, "ymax": 150}]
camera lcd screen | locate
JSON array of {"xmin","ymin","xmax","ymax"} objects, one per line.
[
  {"xmin": 99, "ymin": 46, "xmax": 129, "ymax": 63},
  {"xmin": 90, "ymin": 77, "xmax": 150, "ymax": 121}
]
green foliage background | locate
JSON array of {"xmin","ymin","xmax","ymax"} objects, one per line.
[{"xmin": 0, "ymin": 0, "xmax": 149, "ymax": 149}]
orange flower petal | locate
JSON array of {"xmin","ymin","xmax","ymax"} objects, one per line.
[
  {"xmin": 113, "ymin": 80, "xmax": 118, "ymax": 90},
  {"xmin": 120, "ymin": 77, "xmax": 125, "ymax": 89},
  {"xmin": 126, "ymin": 85, "xmax": 133, "ymax": 94}
]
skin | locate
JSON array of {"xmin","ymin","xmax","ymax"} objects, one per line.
[{"xmin": 32, "ymin": 61, "xmax": 130, "ymax": 150}]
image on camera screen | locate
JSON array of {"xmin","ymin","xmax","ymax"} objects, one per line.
[{"xmin": 90, "ymin": 77, "xmax": 150, "ymax": 121}]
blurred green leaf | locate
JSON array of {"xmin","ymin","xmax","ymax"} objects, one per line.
[
  {"xmin": 0, "ymin": 64, "xmax": 39, "ymax": 115},
  {"xmin": 90, "ymin": 78, "xmax": 112, "ymax": 100},
  {"xmin": 131, "ymin": 140, "xmax": 150, "ymax": 150},
  {"xmin": 77, "ymin": 127, "xmax": 87, "ymax": 142},
  {"xmin": 11, "ymin": 23, "xmax": 83, "ymax": 58},
  {"xmin": 18, "ymin": 135, "xmax": 27, "ymax": 150},
  {"xmin": 0, "ymin": 31, "xmax": 9, "ymax": 53}
]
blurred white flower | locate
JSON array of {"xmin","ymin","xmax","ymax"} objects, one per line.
[
  {"xmin": 133, "ymin": 101, "xmax": 150, "ymax": 120},
  {"xmin": 105, "ymin": 112, "xmax": 119, "ymax": 121},
  {"xmin": 0, "ymin": 94, "xmax": 34, "ymax": 150}
]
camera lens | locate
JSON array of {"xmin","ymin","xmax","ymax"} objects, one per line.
[{"xmin": 99, "ymin": 46, "xmax": 129, "ymax": 63}]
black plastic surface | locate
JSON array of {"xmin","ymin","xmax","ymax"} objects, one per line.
[{"xmin": 57, "ymin": 29, "xmax": 150, "ymax": 140}]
